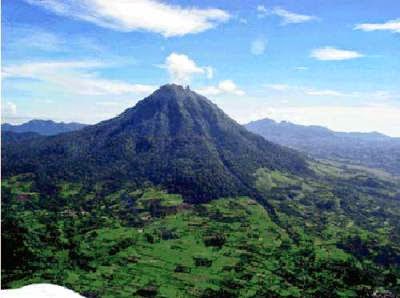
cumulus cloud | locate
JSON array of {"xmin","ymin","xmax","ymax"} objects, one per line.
[
  {"xmin": 218, "ymin": 80, "xmax": 245, "ymax": 95},
  {"xmin": 3, "ymin": 61, "xmax": 155, "ymax": 96},
  {"xmin": 311, "ymin": 47, "xmax": 364, "ymax": 61},
  {"xmin": 164, "ymin": 53, "xmax": 212, "ymax": 84},
  {"xmin": 251, "ymin": 38, "xmax": 267, "ymax": 55},
  {"xmin": 196, "ymin": 80, "xmax": 245, "ymax": 96},
  {"xmin": 355, "ymin": 19, "xmax": 400, "ymax": 33},
  {"xmin": 25, "ymin": 0, "xmax": 230, "ymax": 37}
]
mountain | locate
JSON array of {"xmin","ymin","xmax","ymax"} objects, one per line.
[
  {"xmin": 2, "ymin": 120, "xmax": 87, "ymax": 136},
  {"xmin": 246, "ymin": 118, "xmax": 400, "ymax": 175},
  {"xmin": 1, "ymin": 131, "xmax": 44, "ymax": 144},
  {"xmin": 2, "ymin": 85, "xmax": 400, "ymax": 297},
  {"xmin": 2, "ymin": 84, "xmax": 308, "ymax": 202}
]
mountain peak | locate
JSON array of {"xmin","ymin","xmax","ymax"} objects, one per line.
[
  {"xmin": 154, "ymin": 83, "xmax": 192, "ymax": 97},
  {"xmin": 150, "ymin": 84, "xmax": 195, "ymax": 100},
  {"xmin": 3, "ymin": 85, "xmax": 308, "ymax": 202},
  {"xmin": 159, "ymin": 83, "xmax": 189, "ymax": 91},
  {"xmin": 117, "ymin": 83, "xmax": 209, "ymax": 126}
]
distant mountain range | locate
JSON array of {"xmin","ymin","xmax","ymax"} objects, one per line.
[
  {"xmin": 2, "ymin": 120, "xmax": 87, "ymax": 136},
  {"xmin": 2, "ymin": 84, "xmax": 308, "ymax": 202},
  {"xmin": 246, "ymin": 118, "xmax": 400, "ymax": 175}
]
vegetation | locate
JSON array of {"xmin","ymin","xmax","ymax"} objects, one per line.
[
  {"xmin": 246, "ymin": 118, "xmax": 400, "ymax": 175},
  {"xmin": 2, "ymin": 85, "xmax": 400, "ymax": 297},
  {"xmin": 2, "ymin": 85, "xmax": 308, "ymax": 203},
  {"xmin": 2, "ymin": 161, "xmax": 400, "ymax": 297}
]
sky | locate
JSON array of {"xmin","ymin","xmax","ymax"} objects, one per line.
[{"xmin": 2, "ymin": 0, "xmax": 400, "ymax": 136}]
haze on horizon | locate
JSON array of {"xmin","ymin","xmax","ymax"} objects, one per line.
[{"xmin": 2, "ymin": 0, "xmax": 400, "ymax": 136}]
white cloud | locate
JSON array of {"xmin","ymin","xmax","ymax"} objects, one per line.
[
  {"xmin": 266, "ymin": 84, "xmax": 290, "ymax": 91},
  {"xmin": 9, "ymin": 26, "xmax": 64, "ymax": 52},
  {"xmin": 295, "ymin": 66, "xmax": 308, "ymax": 71},
  {"xmin": 164, "ymin": 53, "xmax": 212, "ymax": 84},
  {"xmin": 306, "ymin": 89, "xmax": 345, "ymax": 97},
  {"xmin": 257, "ymin": 6, "xmax": 316, "ymax": 24},
  {"xmin": 311, "ymin": 47, "xmax": 364, "ymax": 61},
  {"xmin": 367, "ymin": 90, "xmax": 395, "ymax": 101},
  {"xmin": 95, "ymin": 101, "xmax": 121, "ymax": 106},
  {"xmin": 3, "ymin": 61, "xmax": 155, "ymax": 96},
  {"xmin": 196, "ymin": 80, "xmax": 245, "ymax": 96},
  {"xmin": 196, "ymin": 86, "xmax": 221, "ymax": 96},
  {"xmin": 2, "ymin": 102, "xmax": 17, "ymax": 115},
  {"xmin": 271, "ymin": 7, "xmax": 317, "ymax": 24},
  {"xmin": 264, "ymin": 84, "xmax": 395, "ymax": 100},
  {"xmin": 251, "ymin": 38, "xmax": 267, "ymax": 55},
  {"xmin": 73, "ymin": 78, "xmax": 154, "ymax": 95},
  {"xmin": 204, "ymin": 66, "xmax": 214, "ymax": 79},
  {"xmin": 25, "ymin": 0, "xmax": 230, "ymax": 37},
  {"xmin": 355, "ymin": 19, "xmax": 400, "ymax": 33},
  {"xmin": 272, "ymin": 85, "xmax": 345, "ymax": 96},
  {"xmin": 3, "ymin": 61, "xmax": 102, "ymax": 77},
  {"xmin": 218, "ymin": 80, "xmax": 245, "ymax": 95},
  {"xmin": 257, "ymin": 5, "xmax": 268, "ymax": 15},
  {"xmin": 5, "ymin": 24, "xmax": 110, "ymax": 57}
]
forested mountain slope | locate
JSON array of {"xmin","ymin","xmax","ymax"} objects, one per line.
[{"xmin": 2, "ymin": 84, "xmax": 308, "ymax": 202}]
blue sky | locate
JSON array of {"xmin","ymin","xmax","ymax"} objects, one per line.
[{"xmin": 2, "ymin": 0, "xmax": 400, "ymax": 136}]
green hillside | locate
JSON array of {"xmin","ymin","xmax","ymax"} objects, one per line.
[{"xmin": 2, "ymin": 161, "xmax": 400, "ymax": 297}]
